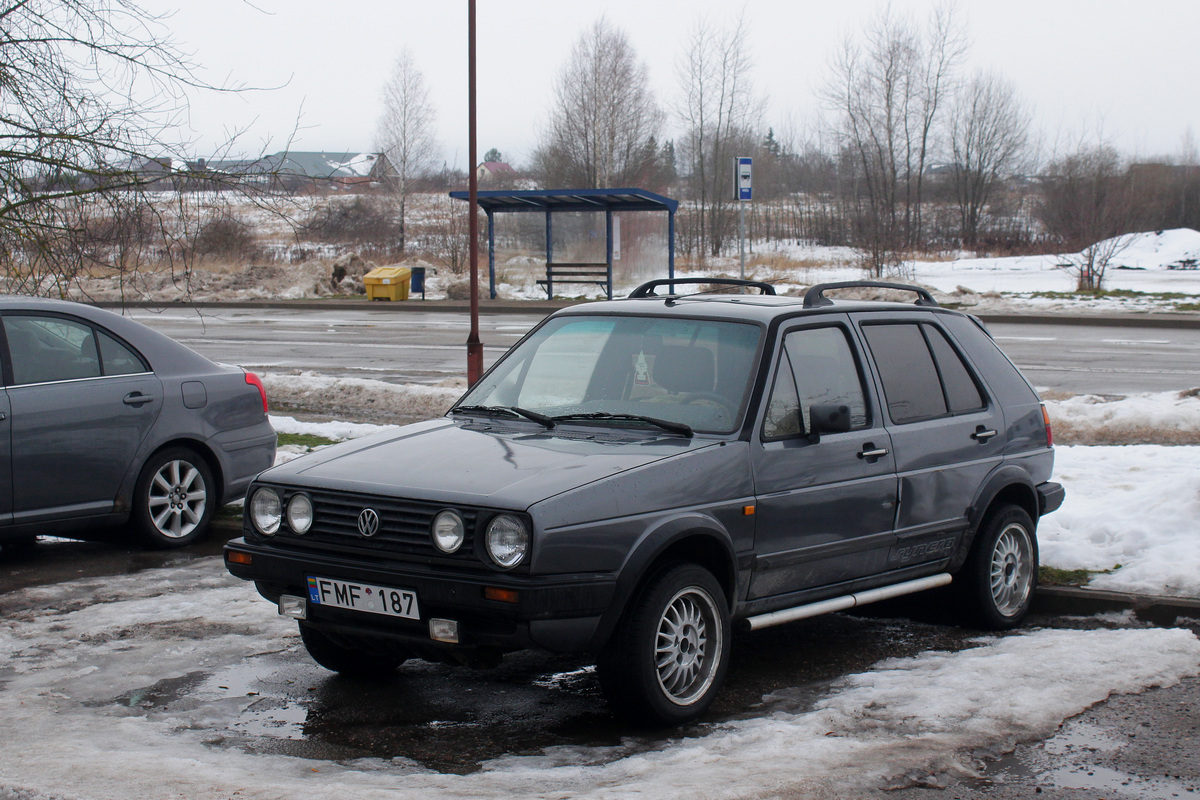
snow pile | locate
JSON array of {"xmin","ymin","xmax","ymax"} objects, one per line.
[
  {"xmin": 262, "ymin": 371, "xmax": 463, "ymax": 424},
  {"xmin": 1039, "ymin": 445, "xmax": 1200, "ymax": 597},
  {"xmin": 1045, "ymin": 388, "xmax": 1200, "ymax": 445},
  {"xmin": 0, "ymin": 563, "xmax": 1196, "ymax": 800},
  {"xmin": 1103, "ymin": 227, "xmax": 1200, "ymax": 270}
]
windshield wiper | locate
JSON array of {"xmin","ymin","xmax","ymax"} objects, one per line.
[
  {"xmin": 450, "ymin": 405, "xmax": 555, "ymax": 428},
  {"xmin": 551, "ymin": 412, "xmax": 693, "ymax": 438}
]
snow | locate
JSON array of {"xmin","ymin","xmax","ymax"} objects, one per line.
[
  {"xmin": 1039, "ymin": 446, "xmax": 1200, "ymax": 597},
  {"xmin": 0, "ymin": 559, "xmax": 1196, "ymax": 799}
]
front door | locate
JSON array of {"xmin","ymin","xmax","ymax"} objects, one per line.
[
  {"xmin": 749, "ymin": 320, "xmax": 898, "ymax": 599},
  {"xmin": 2, "ymin": 314, "xmax": 161, "ymax": 523}
]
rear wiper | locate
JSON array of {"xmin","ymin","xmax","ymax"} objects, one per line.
[
  {"xmin": 552, "ymin": 412, "xmax": 693, "ymax": 438},
  {"xmin": 450, "ymin": 405, "xmax": 555, "ymax": 428}
]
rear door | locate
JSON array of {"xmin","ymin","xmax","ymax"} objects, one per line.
[
  {"xmin": 855, "ymin": 314, "xmax": 1005, "ymax": 569},
  {"xmin": 2, "ymin": 313, "xmax": 162, "ymax": 523},
  {"xmin": 749, "ymin": 318, "xmax": 898, "ymax": 599}
]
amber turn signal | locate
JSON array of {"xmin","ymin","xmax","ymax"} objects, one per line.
[
  {"xmin": 226, "ymin": 551, "xmax": 253, "ymax": 566},
  {"xmin": 484, "ymin": 586, "xmax": 519, "ymax": 603}
]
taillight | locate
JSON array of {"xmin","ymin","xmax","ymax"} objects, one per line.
[
  {"xmin": 244, "ymin": 371, "xmax": 268, "ymax": 413},
  {"xmin": 1041, "ymin": 403, "xmax": 1053, "ymax": 447}
]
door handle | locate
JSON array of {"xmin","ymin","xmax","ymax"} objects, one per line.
[
  {"xmin": 971, "ymin": 426, "xmax": 998, "ymax": 442},
  {"xmin": 123, "ymin": 392, "xmax": 154, "ymax": 407},
  {"xmin": 858, "ymin": 445, "xmax": 889, "ymax": 460}
]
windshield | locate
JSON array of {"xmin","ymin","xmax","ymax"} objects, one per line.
[{"xmin": 457, "ymin": 315, "xmax": 762, "ymax": 434}]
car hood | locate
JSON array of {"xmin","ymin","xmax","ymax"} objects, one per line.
[{"xmin": 261, "ymin": 418, "xmax": 715, "ymax": 509}]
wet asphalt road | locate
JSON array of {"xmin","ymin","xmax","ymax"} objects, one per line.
[
  {"xmin": 120, "ymin": 306, "xmax": 1200, "ymax": 395},
  {"xmin": 2, "ymin": 531, "xmax": 1197, "ymax": 794}
]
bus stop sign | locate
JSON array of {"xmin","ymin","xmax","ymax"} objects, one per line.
[{"xmin": 737, "ymin": 157, "xmax": 752, "ymax": 201}]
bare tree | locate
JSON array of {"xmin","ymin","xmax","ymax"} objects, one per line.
[
  {"xmin": 1038, "ymin": 144, "xmax": 1136, "ymax": 291},
  {"xmin": 675, "ymin": 12, "xmax": 762, "ymax": 261},
  {"xmin": 530, "ymin": 17, "xmax": 664, "ymax": 189},
  {"xmin": 949, "ymin": 70, "xmax": 1032, "ymax": 247},
  {"xmin": 821, "ymin": 3, "xmax": 966, "ymax": 275},
  {"xmin": 375, "ymin": 49, "xmax": 439, "ymax": 255}
]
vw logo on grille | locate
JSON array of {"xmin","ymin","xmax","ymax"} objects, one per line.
[{"xmin": 357, "ymin": 508, "xmax": 380, "ymax": 538}]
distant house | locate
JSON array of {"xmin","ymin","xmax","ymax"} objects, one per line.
[
  {"xmin": 204, "ymin": 151, "xmax": 396, "ymax": 192},
  {"xmin": 476, "ymin": 161, "xmax": 519, "ymax": 185}
]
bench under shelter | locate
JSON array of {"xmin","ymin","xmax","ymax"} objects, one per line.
[{"xmin": 449, "ymin": 188, "xmax": 678, "ymax": 300}]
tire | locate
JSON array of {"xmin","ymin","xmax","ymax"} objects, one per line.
[
  {"xmin": 132, "ymin": 447, "xmax": 215, "ymax": 548},
  {"xmin": 958, "ymin": 505, "xmax": 1038, "ymax": 630},
  {"xmin": 598, "ymin": 563, "xmax": 731, "ymax": 726},
  {"xmin": 298, "ymin": 623, "xmax": 406, "ymax": 679}
]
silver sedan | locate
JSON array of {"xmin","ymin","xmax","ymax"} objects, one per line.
[{"xmin": 0, "ymin": 296, "xmax": 276, "ymax": 548}]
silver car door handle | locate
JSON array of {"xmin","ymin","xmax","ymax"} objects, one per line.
[
  {"xmin": 858, "ymin": 446, "xmax": 889, "ymax": 459},
  {"xmin": 971, "ymin": 427, "xmax": 998, "ymax": 442}
]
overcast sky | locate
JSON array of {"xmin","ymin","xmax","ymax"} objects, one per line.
[{"xmin": 148, "ymin": 0, "xmax": 1200, "ymax": 167}]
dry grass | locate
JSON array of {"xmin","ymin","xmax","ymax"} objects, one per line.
[{"xmin": 1051, "ymin": 422, "xmax": 1200, "ymax": 446}]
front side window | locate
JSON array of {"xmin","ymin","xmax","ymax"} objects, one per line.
[
  {"xmin": 763, "ymin": 326, "xmax": 870, "ymax": 439},
  {"xmin": 459, "ymin": 315, "xmax": 762, "ymax": 434}
]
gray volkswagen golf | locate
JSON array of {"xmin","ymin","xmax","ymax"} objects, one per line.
[
  {"xmin": 0, "ymin": 296, "xmax": 276, "ymax": 549},
  {"xmin": 227, "ymin": 280, "xmax": 1062, "ymax": 725}
]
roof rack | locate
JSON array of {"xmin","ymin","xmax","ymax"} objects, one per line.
[
  {"xmin": 802, "ymin": 281, "xmax": 939, "ymax": 309},
  {"xmin": 629, "ymin": 278, "xmax": 777, "ymax": 299}
]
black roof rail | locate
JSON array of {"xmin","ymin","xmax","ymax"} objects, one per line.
[
  {"xmin": 629, "ymin": 278, "xmax": 777, "ymax": 298},
  {"xmin": 802, "ymin": 281, "xmax": 939, "ymax": 308}
]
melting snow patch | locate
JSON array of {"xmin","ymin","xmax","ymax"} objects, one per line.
[{"xmin": 0, "ymin": 559, "xmax": 1197, "ymax": 799}]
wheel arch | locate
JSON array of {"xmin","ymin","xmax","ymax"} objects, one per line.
[
  {"xmin": 126, "ymin": 437, "xmax": 226, "ymax": 508},
  {"xmin": 951, "ymin": 466, "xmax": 1040, "ymax": 573},
  {"xmin": 588, "ymin": 514, "xmax": 738, "ymax": 652}
]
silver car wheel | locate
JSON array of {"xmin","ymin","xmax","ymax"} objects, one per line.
[
  {"xmin": 989, "ymin": 521, "xmax": 1034, "ymax": 617},
  {"xmin": 655, "ymin": 586, "xmax": 722, "ymax": 706},
  {"xmin": 147, "ymin": 459, "xmax": 208, "ymax": 539}
]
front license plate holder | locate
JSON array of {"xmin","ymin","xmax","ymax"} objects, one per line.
[{"xmin": 306, "ymin": 575, "xmax": 420, "ymax": 620}]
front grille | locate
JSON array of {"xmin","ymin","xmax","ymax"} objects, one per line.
[{"xmin": 284, "ymin": 489, "xmax": 479, "ymax": 561}]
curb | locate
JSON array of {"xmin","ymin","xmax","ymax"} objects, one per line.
[{"xmin": 1034, "ymin": 585, "xmax": 1200, "ymax": 625}]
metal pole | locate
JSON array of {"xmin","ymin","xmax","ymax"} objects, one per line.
[
  {"xmin": 466, "ymin": 0, "xmax": 483, "ymax": 386},
  {"xmin": 739, "ymin": 200, "xmax": 746, "ymax": 280}
]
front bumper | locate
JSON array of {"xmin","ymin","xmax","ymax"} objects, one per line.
[{"xmin": 224, "ymin": 537, "xmax": 615, "ymax": 654}]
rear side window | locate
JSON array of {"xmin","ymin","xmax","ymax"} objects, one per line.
[
  {"xmin": 925, "ymin": 325, "xmax": 984, "ymax": 412},
  {"xmin": 862, "ymin": 321, "xmax": 985, "ymax": 424}
]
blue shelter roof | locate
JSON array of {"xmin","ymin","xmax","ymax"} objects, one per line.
[{"xmin": 449, "ymin": 188, "xmax": 678, "ymax": 214}]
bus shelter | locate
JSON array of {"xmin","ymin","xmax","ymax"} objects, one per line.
[{"xmin": 449, "ymin": 188, "xmax": 678, "ymax": 300}]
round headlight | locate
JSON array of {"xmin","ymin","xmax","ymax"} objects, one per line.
[
  {"xmin": 431, "ymin": 509, "xmax": 465, "ymax": 553},
  {"xmin": 249, "ymin": 487, "xmax": 281, "ymax": 535},
  {"xmin": 485, "ymin": 514, "xmax": 529, "ymax": 568},
  {"xmin": 286, "ymin": 493, "xmax": 314, "ymax": 535}
]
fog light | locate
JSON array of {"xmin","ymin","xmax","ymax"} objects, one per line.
[
  {"xmin": 429, "ymin": 618, "xmax": 459, "ymax": 643},
  {"xmin": 278, "ymin": 594, "xmax": 307, "ymax": 620}
]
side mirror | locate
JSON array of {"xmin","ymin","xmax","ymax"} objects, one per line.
[{"xmin": 808, "ymin": 404, "xmax": 851, "ymax": 443}]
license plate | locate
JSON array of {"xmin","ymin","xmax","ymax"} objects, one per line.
[{"xmin": 306, "ymin": 576, "xmax": 420, "ymax": 620}]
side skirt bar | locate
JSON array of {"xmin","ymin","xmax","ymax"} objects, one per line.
[{"xmin": 743, "ymin": 573, "xmax": 953, "ymax": 631}]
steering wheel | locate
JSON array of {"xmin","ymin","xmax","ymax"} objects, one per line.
[{"xmin": 679, "ymin": 392, "xmax": 738, "ymax": 414}]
